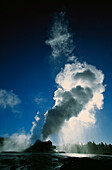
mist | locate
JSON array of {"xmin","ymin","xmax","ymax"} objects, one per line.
[{"xmin": 0, "ymin": 133, "xmax": 31, "ymax": 152}]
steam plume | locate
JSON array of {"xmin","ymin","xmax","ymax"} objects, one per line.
[
  {"xmin": 1, "ymin": 132, "xmax": 31, "ymax": 152},
  {"xmin": 30, "ymin": 112, "xmax": 41, "ymax": 143},
  {"xmin": 42, "ymin": 12, "xmax": 105, "ymax": 141},
  {"xmin": 45, "ymin": 12, "xmax": 75, "ymax": 60},
  {"xmin": 42, "ymin": 61, "xmax": 105, "ymax": 140},
  {"xmin": 1, "ymin": 112, "xmax": 40, "ymax": 152}
]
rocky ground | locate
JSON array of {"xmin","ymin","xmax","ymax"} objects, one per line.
[
  {"xmin": 1, "ymin": 152, "xmax": 112, "ymax": 169},
  {"xmin": 0, "ymin": 140, "xmax": 112, "ymax": 169}
]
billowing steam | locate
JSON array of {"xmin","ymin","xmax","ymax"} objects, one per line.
[
  {"xmin": 42, "ymin": 61, "xmax": 105, "ymax": 140},
  {"xmin": 42, "ymin": 12, "xmax": 105, "ymax": 142},
  {"xmin": 1, "ymin": 132, "xmax": 31, "ymax": 152}
]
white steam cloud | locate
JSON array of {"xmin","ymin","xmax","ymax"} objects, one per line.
[
  {"xmin": 42, "ymin": 61, "xmax": 105, "ymax": 140},
  {"xmin": 46, "ymin": 12, "xmax": 75, "ymax": 59},
  {"xmin": 30, "ymin": 112, "xmax": 41, "ymax": 143},
  {"xmin": 1, "ymin": 132, "xmax": 31, "ymax": 152},
  {"xmin": 42, "ymin": 12, "xmax": 105, "ymax": 143},
  {"xmin": 54, "ymin": 61, "xmax": 105, "ymax": 144}
]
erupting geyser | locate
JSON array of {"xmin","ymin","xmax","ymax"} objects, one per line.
[
  {"xmin": 42, "ymin": 61, "xmax": 105, "ymax": 140},
  {"xmin": 0, "ymin": 9, "xmax": 107, "ymax": 154},
  {"xmin": 41, "ymin": 12, "xmax": 105, "ymax": 142}
]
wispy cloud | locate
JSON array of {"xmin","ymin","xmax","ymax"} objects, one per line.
[
  {"xmin": 67, "ymin": 56, "xmax": 76, "ymax": 62},
  {"xmin": 34, "ymin": 97, "xmax": 47, "ymax": 105},
  {"xmin": 45, "ymin": 12, "xmax": 75, "ymax": 60},
  {"xmin": 0, "ymin": 89, "xmax": 21, "ymax": 112},
  {"xmin": 34, "ymin": 92, "xmax": 47, "ymax": 106}
]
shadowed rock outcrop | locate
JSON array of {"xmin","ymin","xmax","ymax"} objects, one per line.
[{"xmin": 24, "ymin": 140, "xmax": 56, "ymax": 153}]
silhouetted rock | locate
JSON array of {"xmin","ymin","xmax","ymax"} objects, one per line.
[
  {"xmin": 24, "ymin": 140, "xmax": 56, "ymax": 153},
  {"xmin": 0, "ymin": 137, "xmax": 4, "ymax": 147}
]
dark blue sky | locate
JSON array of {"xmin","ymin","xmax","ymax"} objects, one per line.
[{"xmin": 0, "ymin": 2, "xmax": 112, "ymax": 143}]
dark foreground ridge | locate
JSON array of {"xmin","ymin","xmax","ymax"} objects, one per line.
[
  {"xmin": 58, "ymin": 156, "xmax": 112, "ymax": 169},
  {"xmin": 24, "ymin": 140, "xmax": 56, "ymax": 153},
  {"xmin": 1, "ymin": 139, "xmax": 112, "ymax": 169},
  {"xmin": 1, "ymin": 151, "xmax": 112, "ymax": 169}
]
